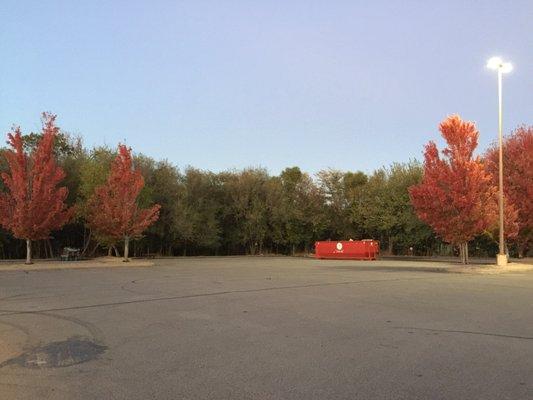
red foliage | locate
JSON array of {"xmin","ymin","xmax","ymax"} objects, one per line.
[
  {"xmin": 86, "ymin": 144, "xmax": 160, "ymax": 242},
  {"xmin": 409, "ymin": 115, "xmax": 506, "ymax": 247},
  {"xmin": 0, "ymin": 113, "xmax": 74, "ymax": 241},
  {"xmin": 485, "ymin": 126, "xmax": 533, "ymax": 253}
]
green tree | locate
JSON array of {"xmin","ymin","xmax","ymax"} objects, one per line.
[
  {"xmin": 78, "ymin": 146, "xmax": 116, "ymax": 255},
  {"xmin": 316, "ymin": 169, "xmax": 352, "ymax": 240},
  {"xmin": 221, "ymin": 168, "xmax": 271, "ymax": 254},
  {"xmin": 173, "ymin": 168, "xmax": 222, "ymax": 255},
  {"xmin": 141, "ymin": 160, "xmax": 183, "ymax": 255},
  {"xmin": 269, "ymin": 167, "xmax": 326, "ymax": 254}
]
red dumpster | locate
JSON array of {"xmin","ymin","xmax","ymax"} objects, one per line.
[{"xmin": 314, "ymin": 240, "xmax": 379, "ymax": 260}]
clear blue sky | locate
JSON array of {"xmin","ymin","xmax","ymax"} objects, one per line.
[{"xmin": 1, "ymin": 0, "xmax": 531, "ymax": 174}]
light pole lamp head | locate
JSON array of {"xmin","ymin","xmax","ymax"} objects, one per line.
[{"xmin": 487, "ymin": 56, "xmax": 513, "ymax": 73}]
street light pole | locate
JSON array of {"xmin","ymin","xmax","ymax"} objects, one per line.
[
  {"xmin": 497, "ymin": 68, "xmax": 504, "ymax": 263},
  {"xmin": 487, "ymin": 56, "xmax": 512, "ymax": 266}
]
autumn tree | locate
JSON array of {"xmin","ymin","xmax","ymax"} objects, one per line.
[
  {"xmin": 485, "ymin": 126, "xmax": 533, "ymax": 257},
  {"xmin": 0, "ymin": 113, "xmax": 74, "ymax": 264},
  {"xmin": 409, "ymin": 115, "xmax": 503, "ymax": 264},
  {"xmin": 86, "ymin": 145, "xmax": 160, "ymax": 261}
]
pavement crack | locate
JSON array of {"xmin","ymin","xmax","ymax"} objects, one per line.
[
  {"xmin": 0, "ymin": 277, "xmax": 427, "ymax": 316},
  {"xmin": 393, "ymin": 326, "xmax": 533, "ymax": 340}
]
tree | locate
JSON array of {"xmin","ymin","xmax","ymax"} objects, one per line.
[
  {"xmin": 269, "ymin": 167, "xmax": 326, "ymax": 254},
  {"xmin": 485, "ymin": 126, "xmax": 533, "ymax": 257},
  {"xmin": 0, "ymin": 113, "xmax": 74, "ymax": 264},
  {"xmin": 316, "ymin": 169, "xmax": 352, "ymax": 239},
  {"xmin": 179, "ymin": 168, "xmax": 222, "ymax": 254},
  {"xmin": 409, "ymin": 115, "xmax": 503, "ymax": 264},
  {"xmin": 142, "ymin": 160, "xmax": 183, "ymax": 256},
  {"xmin": 221, "ymin": 168, "xmax": 271, "ymax": 254},
  {"xmin": 343, "ymin": 171, "xmax": 368, "ymax": 240},
  {"xmin": 86, "ymin": 144, "xmax": 160, "ymax": 261},
  {"xmin": 77, "ymin": 146, "xmax": 116, "ymax": 255},
  {"xmin": 355, "ymin": 162, "xmax": 434, "ymax": 255}
]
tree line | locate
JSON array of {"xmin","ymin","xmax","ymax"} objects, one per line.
[{"xmin": 0, "ymin": 114, "xmax": 531, "ymax": 262}]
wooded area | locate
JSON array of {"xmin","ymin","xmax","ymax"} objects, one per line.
[{"xmin": 0, "ymin": 114, "xmax": 531, "ymax": 261}]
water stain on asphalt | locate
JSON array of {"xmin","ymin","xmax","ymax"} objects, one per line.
[{"xmin": 1, "ymin": 337, "xmax": 107, "ymax": 369}]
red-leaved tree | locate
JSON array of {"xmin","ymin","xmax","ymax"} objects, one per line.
[
  {"xmin": 0, "ymin": 113, "xmax": 74, "ymax": 264},
  {"xmin": 409, "ymin": 115, "xmax": 510, "ymax": 264},
  {"xmin": 485, "ymin": 126, "xmax": 533, "ymax": 257},
  {"xmin": 86, "ymin": 144, "xmax": 160, "ymax": 261}
]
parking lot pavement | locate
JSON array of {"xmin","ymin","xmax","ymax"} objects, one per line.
[{"xmin": 1, "ymin": 257, "xmax": 532, "ymax": 399}]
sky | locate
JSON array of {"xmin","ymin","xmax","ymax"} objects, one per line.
[{"xmin": 0, "ymin": 0, "xmax": 531, "ymax": 175}]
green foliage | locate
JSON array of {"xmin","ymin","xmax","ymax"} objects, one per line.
[
  {"xmin": 78, "ymin": 147, "xmax": 115, "ymax": 211},
  {"xmin": 21, "ymin": 131, "xmax": 80, "ymax": 159},
  {"xmin": 180, "ymin": 168, "xmax": 222, "ymax": 251},
  {"xmin": 317, "ymin": 169, "xmax": 352, "ymax": 239},
  {"xmin": 143, "ymin": 160, "xmax": 183, "ymax": 253},
  {"xmin": 220, "ymin": 168, "xmax": 271, "ymax": 254},
  {"xmin": 337, "ymin": 161, "xmax": 435, "ymax": 254},
  {"xmin": 271, "ymin": 167, "xmax": 326, "ymax": 254}
]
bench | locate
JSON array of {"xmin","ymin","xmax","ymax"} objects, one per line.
[{"xmin": 61, "ymin": 247, "xmax": 81, "ymax": 261}]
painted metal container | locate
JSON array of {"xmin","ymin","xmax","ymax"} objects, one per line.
[{"xmin": 314, "ymin": 240, "xmax": 379, "ymax": 260}]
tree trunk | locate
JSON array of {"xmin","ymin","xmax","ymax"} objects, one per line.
[
  {"xmin": 88, "ymin": 242, "xmax": 99, "ymax": 257},
  {"xmin": 42, "ymin": 240, "xmax": 48, "ymax": 259},
  {"xmin": 113, "ymin": 246, "xmax": 120, "ymax": 257},
  {"xmin": 81, "ymin": 229, "xmax": 93, "ymax": 256},
  {"xmin": 108, "ymin": 247, "xmax": 113, "ymax": 256},
  {"xmin": 517, "ymin": 242, "xmax": 526, "ymax": 259},
  {"xmin": 458, "ymin": 242, "xmax": 469, "ymax": 265},
  {"xmin": 47, "ymin": 239, "xmax": 54, "ymax": 259},
  {"xmin": 82, "ymin": 226, "xmax": 87, "ymax": 254},
  {"xmin": 388, "ymin": 235, "xmax": 393, "ymax": 255},
  {"xmin": 26, "ymin": 239, "xmax": 32, "ymax": 265},
  {"xmin": 123, "ymin": 236, "xmax": 130, "ymax": 262}
]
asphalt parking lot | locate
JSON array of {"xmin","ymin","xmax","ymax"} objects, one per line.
[{"xmin": 1, "ymin": 257, "xmax": 532, "ymax": 399}]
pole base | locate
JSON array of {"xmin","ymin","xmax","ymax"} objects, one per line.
[{"xmin": 496, "ymin": 254, "xmax": 508, "ymax": 266}]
